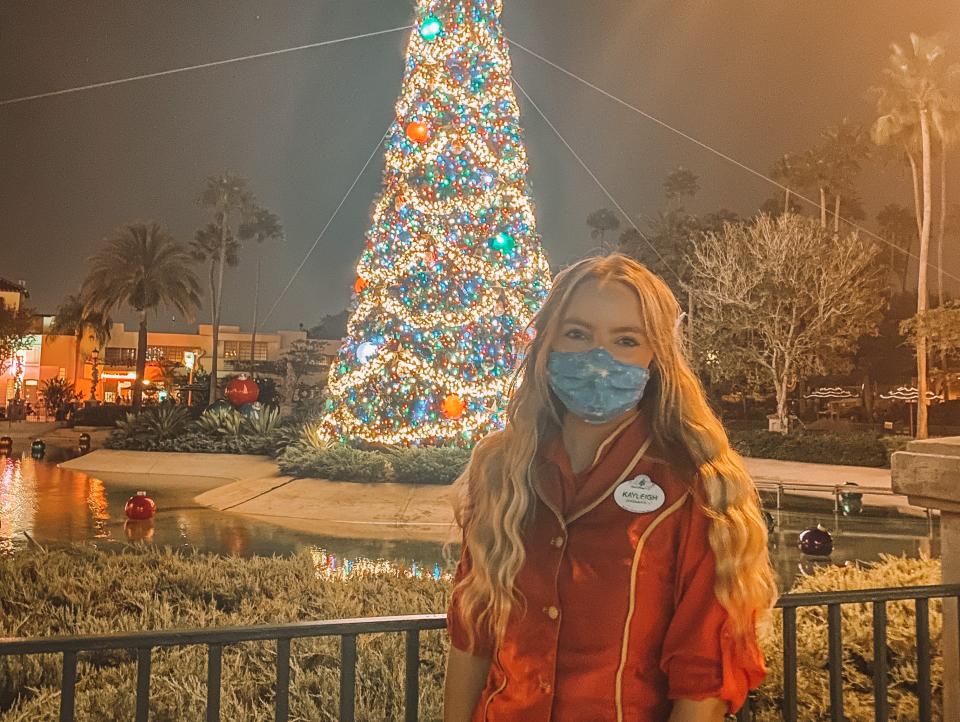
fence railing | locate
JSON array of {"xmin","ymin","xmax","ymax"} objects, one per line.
[
  {"xmin": 1, "ymin": 585, "xmax": 958, "ymax": 722},
  {"xmin": 738, "ymin": 583, "xmax": 960, "ymax": 722}
]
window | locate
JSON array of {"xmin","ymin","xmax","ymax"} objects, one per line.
[
  {"xmin": 146, "ymin": 346, "xmax": 199, "ymax": 364},
  {"xmin": 222, "ymin": 341, "xmax": 268, "ymax": 361},
  {"xmin": 104, "ymin": 348, "xmax": 137, "ymax": 365}
]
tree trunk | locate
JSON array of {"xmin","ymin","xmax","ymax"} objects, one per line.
[
  {"xmin": 776, "ymin": 374, "xmax": 790, "ymax": 435},
  {"xmin": 917, "ymin": 110, "xmax": 933, "ymax": 439},
  {"xmin": 905, "ymin": 151, "xmax": 922, "ymax": 293},
  {"xmin": 819, "ymin": 187, "xmax": 827, "ymax": 229},
  {"xmin": 249, "ymin": 254, "xmax": 261, "ymax": 376},
  {"xmin": 208, "ymin": 220, "xmax": 229, "ymax": 404},
  {"xmin": 783, "ymin": 187, "xmax": 791, "ymax": 216},
  {"xmin": 938, "ymin": 144, "xmax": 950, "ymax": 400},
  {"xmin": 73, "ymin": 333, "xmax": 82, "ymax": 394},
  {"xmin": 833, "ymin": 194, "xmax": 841, "ymax": 234},
  {"xmin": 206, "ymin": 260, "xmax": 218, "ymax": 404},
  {"xmin": 908, "ymin": 151, "xmax": 923, "ymax": 241},
  {"xmin": 133, "ymin": 311, "xmax": 148, "ymax": 413}
]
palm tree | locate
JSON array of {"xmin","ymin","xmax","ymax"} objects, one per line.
[
  {"xmin": 871, "ymin": 33, "xmax": 959, "ymax": 438},
  {"xmin": 191, "ymin": 174, "xmax": 281, "ymax": 401},
  {"xmin": 771, "ymin": 152, "xmax": 813, "ymax": 216},
  {"xmin": 876, "ymin": 203, "xmax": 917, "ymax": 292},
  {"xmin": 586, "ymin": 208, "xmax": 621, "ymax": 252},
  {"xmin": 239, "ymin": 207, "xmax": 284, "ymax": 373},
  {"xmin": 82, "ymin": 222, "xmax": 201, "ymax": 412},
  {"xmin": 49, "ymin": 293, "xmax": 112, "ymax": 389},
  {"xmin": 818, "ymin": 119, "xmax": 872, "ymax": 233}
]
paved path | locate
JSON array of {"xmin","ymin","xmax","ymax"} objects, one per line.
[
  {"xmin": 741, "ymin": 458, "xmax": 916, "ymax": 512},
  {"xmin": 61, "ymin": 450, "xmax": 921, "ymax": 542}
]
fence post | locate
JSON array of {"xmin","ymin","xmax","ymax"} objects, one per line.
[{"xmin": 891, "ymin": 436, "xmax": 960, "ymax": 720}]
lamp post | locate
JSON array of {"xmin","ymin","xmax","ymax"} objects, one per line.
[{"xmin": 90, "ymin": 348, "xmax": 100, "ymax": 405}]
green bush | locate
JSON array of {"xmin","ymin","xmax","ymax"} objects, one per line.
[
  {"xmin": 194, "ymin": 405, "xmax": 245, "ymax": 436},
  {"xmin": 391, "ymin": 447, "xmax": 471, "ymax": 485},
  {"xmin": 73, "ymin": 405, "xmax": 127, "ymax": 427},
  {"xmin": 277, "ymin": 441, "xmax": 392, "ymax": 483},
  {"xmin": 0, "ymin": 548, "xmax": 942, "ymax": 721},
  {"xmin": 727, "ymin": 430, "xmax": 911, "ymax": 468}
]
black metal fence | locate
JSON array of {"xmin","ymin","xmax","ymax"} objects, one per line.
[
  {"xmin": 1, "ymin": 585, "xmax": 958, "ymax": 722},
  {"xmin": 737, "ymin": 583, "xmax": 960, "ymax": 722}
]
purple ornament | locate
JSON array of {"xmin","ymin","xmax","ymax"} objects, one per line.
[{"xmin": 798, "ymin": 524, "xmax": 833, "ymax": 556}]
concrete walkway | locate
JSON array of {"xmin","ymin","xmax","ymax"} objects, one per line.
[
  {"xmin": 60, "ymin": 449, "xmax": 918, "ymax": 542},
  {"xmin": 741, "ymin": 458, "xmax": 915, "ymax": 512}
]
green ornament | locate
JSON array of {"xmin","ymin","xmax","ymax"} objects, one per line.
[
  {"xmin": 489, "ymin": 231, "xmax": 516, "ymax": 253},
  {"xmin": 420, "ymin": 15, "xmax": 442, "ymax": 41}
]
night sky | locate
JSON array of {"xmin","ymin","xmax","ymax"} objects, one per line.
[{"xmin": 2, "ymin": 1, "xmax": 959, "ymax": 332}]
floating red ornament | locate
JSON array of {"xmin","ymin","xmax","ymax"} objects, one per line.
[
  {"xmin": 442, "ymin": 393, "xmax": 466, "ymax": 419},
  {"xmin": 405, "ymin": 121, "xmax": 430, "ymax": 144},
  {"xmin": 125, "ymin": 491, "xmax": 157, "ymax": 520},
  {"xmin": 224, "ymin": 375, "xmax": 259, "ymax": 407}
]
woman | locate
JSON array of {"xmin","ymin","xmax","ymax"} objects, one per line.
[{"xmin": 444, "ymin": 254, "xmax": 776, "ymax": 722}]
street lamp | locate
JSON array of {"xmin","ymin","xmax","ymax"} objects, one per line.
[{"xmin": 90, "ymin": 348, "xmax": 100, "ymax": 405}]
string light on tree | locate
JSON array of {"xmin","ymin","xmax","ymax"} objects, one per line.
[{"xmin": 320, "ymin": 0, "xmax": 551, "ymax": 447}]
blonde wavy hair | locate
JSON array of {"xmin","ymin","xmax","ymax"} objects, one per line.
[{"xmin": 453, "ymin": 253, "xmax": 777, "ymax": 652}]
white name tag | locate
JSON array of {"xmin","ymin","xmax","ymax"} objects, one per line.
[{"xmin": 614, "ymin": 474, "xmax": 665, "ymax": 514}]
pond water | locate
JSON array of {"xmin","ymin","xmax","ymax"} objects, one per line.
[{"xmin": 0, "ymin": 451, "xmax": 940, "ymax": 589}]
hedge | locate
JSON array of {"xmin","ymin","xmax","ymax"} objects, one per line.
[{"xmin": 728, "ymin": 430, "xmax": 912, "ymax": 468}]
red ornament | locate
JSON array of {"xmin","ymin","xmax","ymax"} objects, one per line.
[
  {"xmin": 405, "ymin": 121, "xmax": 430, "ymax": 144},
  {"xmin": 125, "ymin": 491, "xmax": 157, "ymax": 520},
  {"xmin": 442, "ymin": 393, "xmax": 466, "ymax": 419},
  {"xmin": 354, "ymin": 276, "xmax": 369, "ymax": 294},
  {"xmin": 224, "ymin": 375, "xmax": 260, "ymax": 407}
]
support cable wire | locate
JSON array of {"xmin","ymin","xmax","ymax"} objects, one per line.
[
  {"xmin": 511, "ymin": 76, "xmax": 679, "ymax": 282},
  {"xmin": 261, "ymin": 121, "xmax": 392, "ymax": 324},
  {"xmin": 0, "ymin": 25, "xmax": 413, "ymax": 106},
  {"xmin": 507, "ymin": 36, "xmax": 960, "ymax": 287}
]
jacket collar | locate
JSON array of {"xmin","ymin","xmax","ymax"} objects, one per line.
[{"xmin": 536, "ymin": 413, "xmax": 653, "ymax": 525}]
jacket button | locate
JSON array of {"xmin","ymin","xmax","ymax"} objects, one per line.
[
  {"xmin": 551, "ymin": 535, "xmax": 564, "ymax": 548},
  {"xmin": 544, "ymin": 605, "xmax": 559, "ymax": 620}
]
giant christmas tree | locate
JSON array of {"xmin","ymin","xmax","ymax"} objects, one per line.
[{"xmin": 320, "ymin": 0, "xmax": 551, "ymax": 447}]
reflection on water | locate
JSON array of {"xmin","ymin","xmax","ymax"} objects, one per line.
[
  {"xmin": 0, "ymin": 454, "xmax": 941, "ymax": 588},
  {"xmin": 0, "ymin": 455, "xmax": 448, "ymax": 570}
]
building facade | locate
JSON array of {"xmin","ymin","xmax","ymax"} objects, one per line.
[{"xmin": 2, "ymin": 315, "xmax": 319, "ymax": 409}]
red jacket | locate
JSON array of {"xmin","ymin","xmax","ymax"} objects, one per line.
[{"xmin": 448, "ymin": 413, "xmax": 765, "ymax": 721}]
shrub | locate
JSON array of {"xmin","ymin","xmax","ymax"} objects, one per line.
[
  {"xmin": 194, "ymin": 406, "xmax": 245, "ymax": 436},
  {"xmin": 277, "ymin": 441, "xmax": 391, "ymax": 482},
  {"xmin": 242, "ymin": 405, "xmax": 280, "ymax": 437},
  {"xmin": 727, "ymin": 430, "xmax": 910, "ymax": 468},
  {"xmin": 0, "ymin": 548, "xmax": 943, "ymax": 721},
  {"xmin": 391, "ymin": 447, "xmax": 471, "ymax": 485},
  {"xmin": 73, "ymin": 405, "xmax": 127, "ymax": 427}
]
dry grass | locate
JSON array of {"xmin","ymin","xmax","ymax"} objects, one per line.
[{"xmin": 0, "ymin": 547, "xmax": 943, "ymax": 721}]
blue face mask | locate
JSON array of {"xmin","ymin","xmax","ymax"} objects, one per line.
[{"xmin": 547, "ymin": 347, "xmax": 650, "ymax": 425}]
